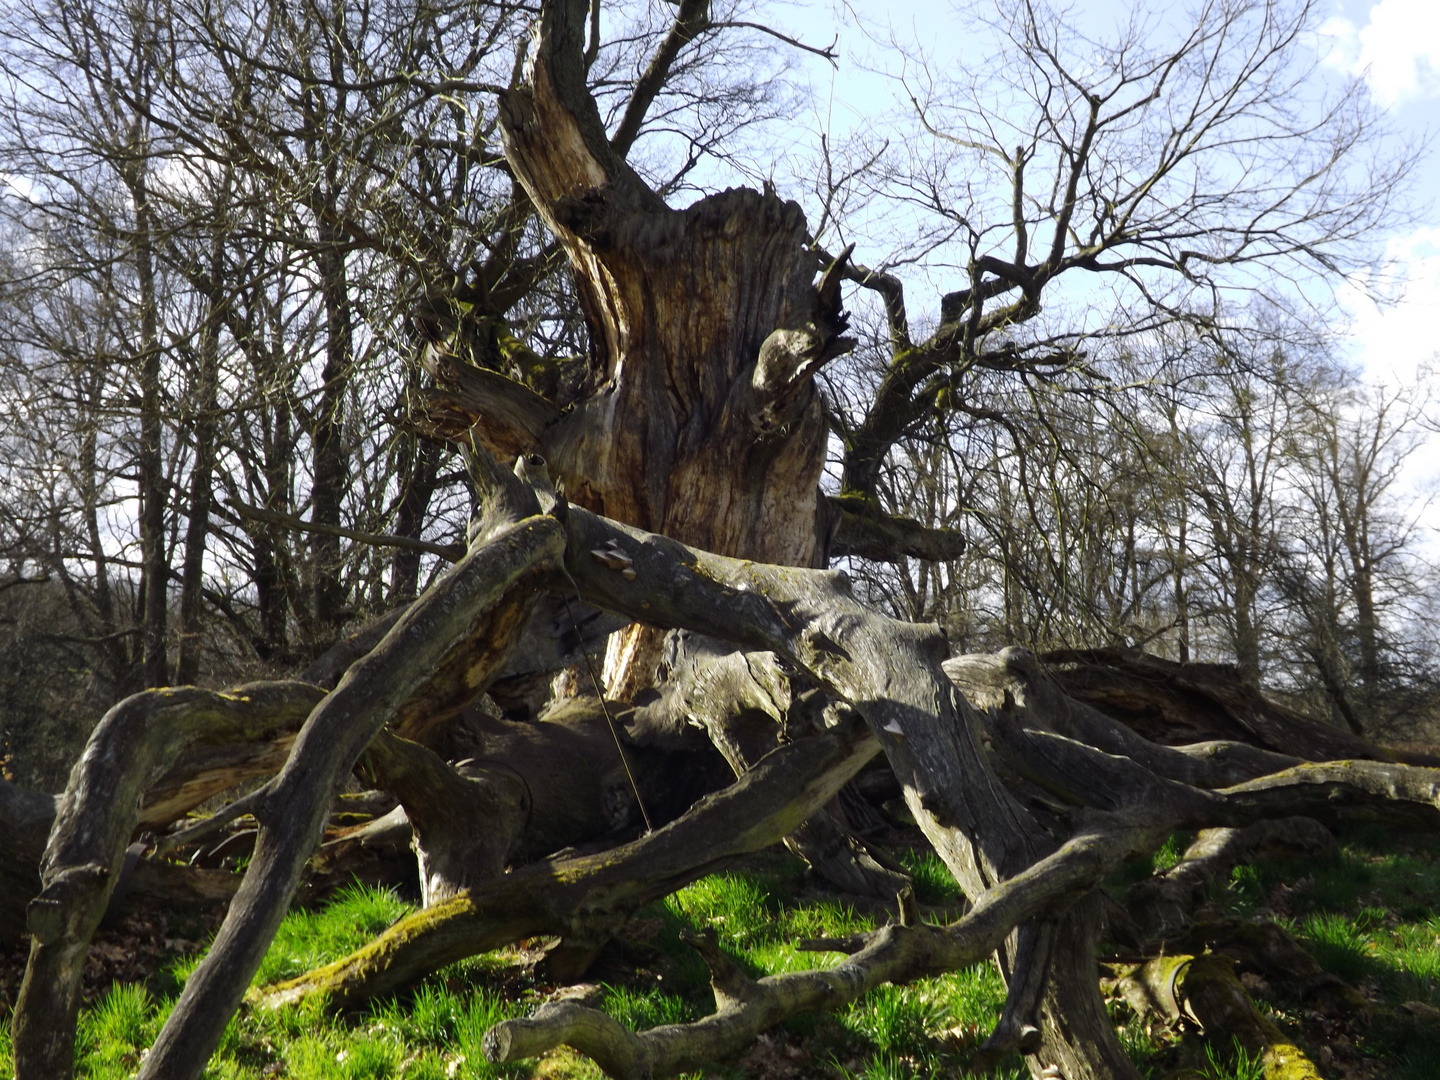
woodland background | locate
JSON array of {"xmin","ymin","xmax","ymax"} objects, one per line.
[{"xmin": 1, "ymin": 0, "xmax": 1436, "ymax": 789}]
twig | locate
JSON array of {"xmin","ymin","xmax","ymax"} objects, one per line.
[
  {"xmin": 224, "ymin": 498, "xmax": 465, "ymax": 561},
  {"xmin": 153, "ymin": 786, "xmax": 271, "ymax": 858}
]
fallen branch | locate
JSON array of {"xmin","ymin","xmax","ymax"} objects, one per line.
[
  {"xmin": 1125, "ymin": 818, "xmax": 1334, "ymax": 939},
  {"xmin": 483, "ymin": 819, "xmax": 1157, "ymax": 1079},
  {"xmin": 12, "ymin": 681, "xmax": 326, "ymax": 1079},
  {"xmin": 253, "ymin": 716, "xmax": 881, "ymax": 1010},
  {"xmin": 1118, "ymin": 954, "xmax": 1324, "ymax": 1080},
  {"xmin": 127, "ymin": 513, "xmax": 566, "ymax": 1080}
]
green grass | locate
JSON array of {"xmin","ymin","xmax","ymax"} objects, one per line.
[
  {"xmin": 1199, "ymin": 1037, "xmax": 1265, "ymax": 1080},
  {"xmin": 897, "ymin": 850, "xmax": 963, "ymax": 907},
  {"xmin": 646, "ymin": 856, "xmax": 1019, "ymax": 1078},
  {"xmin": 74, "ymin": 982, "xmax": 160, "ymax": 1080},
  {"xmin": 253, "ymin": 881, "xmax": 412, "ymax": 986},
  {"xmin": 40, "ymin": 883, "xmax": 532, "ymax": 1079},
  {"xmin": 48, "ymin": 828, "xmax": 1440, "ymax": 1080},
  {"xmin": 1207, "ymin": 827, "xmax": 1440, "ymax": 1079}
]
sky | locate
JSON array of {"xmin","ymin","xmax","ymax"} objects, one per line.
[
  {"xmin": 1318, "ymin": 0, "xmax": 1440, "ymax": 388},
  {"xmin": 775, "ymin": 0, "xmax": 1440, "ymax": 539},
  {"xmin": 809, "ymin": 0, "xmax": 1440, "ymax": 387}
]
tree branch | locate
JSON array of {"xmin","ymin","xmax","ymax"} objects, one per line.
[
  {"xmin": 610, "ymin": 0, "xmax": 711, "ymax": 160},
  {"xmin": 226, "ymin": 498, "xmax": 465, "ymax": 562}
]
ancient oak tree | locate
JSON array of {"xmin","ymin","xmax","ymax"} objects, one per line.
[{"xmin": 4, "ymin": 1, "xmax": 1430, "ymax": 1079}]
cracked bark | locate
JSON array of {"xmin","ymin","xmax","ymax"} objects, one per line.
[{"xmin": 9, "ymin": 488, "xmax": 566, "ymax": 1080}]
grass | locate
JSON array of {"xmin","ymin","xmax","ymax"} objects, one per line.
[
  {"xmin": 896, "ymin": 850, "xmax": 964, "ymax": 907},
  {"xmin": 21, "ymin": 826, "xmax": 1440, "ymax": 1079},
  {"xmin": 1205, "ymin": 825, "xmax": 1440, "ymax": 1079},
  {"xmin": 11, "ymin": 851, "xmax": 1014, "ymax": 1080},
  {"xmin": 34, "ymin": 883, "xmax": 531, "ymax": 1080},
  {"xmin": 253, "ymin": 882, "xmax": 413, "ymax": 986},
  {"xmin": 1199, "ymin": 1038, "xmax": 1265, "ymax": 1080}
]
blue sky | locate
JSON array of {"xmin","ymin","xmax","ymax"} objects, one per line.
[
  {"xmin": 1315, "ymin": 0, "xmax": 1440, "ymax": 386},
  {"xmin": 797, "ymin": 0, "xmax": 1440, "ymax": 386}
]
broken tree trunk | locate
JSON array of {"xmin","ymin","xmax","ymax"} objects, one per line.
[
  {"xmin": 129, "ymin": 515, "xmax": 565, "ymax": 1080},
  {"xmin": 1118, "ymin": 954, "xmax": 1325, "ymax": 1079},
  {"xmin": 11, "ymin": 681, "xmax": 325, "ymax": 1078},
  {"xmin": 249, "ymin": 499, "xmax": 1139, "ymax": 1076},
  {"xmin": 358, "ymin": 696, "xmax": 732, "ymax": 906},
  {"xmin": 1042, "ymin": 647, "xmax": 1440, "ymax": 765},
  {"xmin": 635, "ymin": 632, "xmax": 910, "ymax": 898},
  {"xmin": 10, "ymin": 495, "xmax": 564, "ymax": 1080}
]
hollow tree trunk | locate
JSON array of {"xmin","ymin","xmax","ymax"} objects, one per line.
[{"xmin": 492, "ymin": 0, "xmax": 850, "ymax": 696}]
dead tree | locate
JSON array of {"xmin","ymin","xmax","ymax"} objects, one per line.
[
  {"xmin": 5, "ymin": 1, "xmax": 1430, "ymax": 1078},
  {"xmin": 12, "ymin": 464, "xmax": 1440, "ymax": 1080}
]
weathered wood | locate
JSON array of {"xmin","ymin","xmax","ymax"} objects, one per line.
[
  {"xmin": 1118, "ymin": 954, "xmax": 1325, "ymax": 1079},
  {"xmin": 415, "ymin": 353, "xmax": 562, "ymax": 458},
  {"xmin": 1125, "ymin": 819, "xmax": 1335, "ymax": 939},
  {"xmin": 946, "ymin": 648, "xmax": 1305, "ymax": 788},
  {"xmin": 11, "ymin": 680, "xmax": 326, "ymax": 1080},
  {"xmin": 638, "ymin": 633, "xmax": 909, "ymax": 898},
  {"xmin": 358, "ymin": 695, "xmax": 727, "ymax": 907},
  {"xmin": 497, "ymin": 0, "xmax": 846, "ymax": 577},
  {"xmin": 253, "ymin": 718, "xmax": 881, "ymax": 1011},
  {"xmin": 140, "ymin": 734, "xmax": 300, "ymax": 829},
  {"xmin": 482, "ymin": 819, "xmax": 1154, "ymax": 1079},
  {"xmin": 550, "ymin": 506, "xmax": 1140, "ymax": 1075},
  {"xmin": 127, "ymin": 514, "xmax": 566, "ymax": 1080},
  {"xmin": 1173, "ymin": 918, "xmax": 1371, "ymax": 1019},
  {"xmin": 487, "ymin": 592, "xmax": 628, "ymax": 718},
  {"xmin": 387, "ymin": 583, "xmax": 542, "ymax": 743},
  {"xmin": 1042, "ymin": 647, "xmax": 1423, "ymax": 763},
  {"xmin": 824, "ymin": 492, "xmax": 966, "ymax": 563},
  {"xmin": 360, "ymin": 732, "xmax": 530, "ymax": 906}
]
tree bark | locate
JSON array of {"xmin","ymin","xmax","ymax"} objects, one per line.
[
  {"xmin": 1119, "ymin": 954, "xmax": 1325, "ymax": 1079},
  {"xmin": 637, "ymin": 633, "xmax": 910, "ymax": 898},
  {"xmin": 474, "ymin": 1, "xmax": 858, "ymax": 664},
  {"xmin": 256, "ymin": 716, "xmax": 882, "ymax": 1010},
  {"xmin": 175, "ymin": 266, "xmax": 224, "ymax": 686},
  {"xmin": 11, "ymin": 681, "xmax": 325, "ymax": 1079},
  {"xmin": 130, "ymin": 513, "xmax": 564, "ymax": 1080}
]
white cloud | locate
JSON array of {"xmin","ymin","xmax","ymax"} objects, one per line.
[
  {"xmin": 0, "ymin": 172, "xmax": 36, "ymax": 201},
  {"xmin": 1320, "ymin": 0, "xmax": 1440, "ymax": 107},
  {"xmin": 1337, "ymin": 226, "xmax": 1440, "ymax": 385}
]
